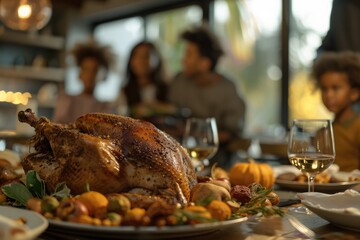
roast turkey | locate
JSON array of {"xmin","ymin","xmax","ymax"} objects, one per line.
[{"xmin": 18, "ymin": 109, "xmax": 196, "ymax": 205}]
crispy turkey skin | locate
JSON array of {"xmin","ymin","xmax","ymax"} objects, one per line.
[{"xmin": 18, "ymin": 109, "xmax": 196, "ymax": 205}]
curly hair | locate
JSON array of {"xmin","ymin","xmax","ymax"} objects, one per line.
[
  {"xmin": 311, "ymin": 51, "xmax": 360, "ymax": 89},
  {"xmin": 71, "ymin": 39, "xmax": 115, "ymax": 71},
  {"xmin": 124, "ymin": 41, "xmax": 168, "ymax": 106},
  {"xmin": 181, "ymin": 26, "xmax": 224, "ymax": 70}
]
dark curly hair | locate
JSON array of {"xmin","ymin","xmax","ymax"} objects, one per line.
[
  {"xmin": 181, "ymin": 26, "xmax": 224, "ymax": 70},
  {"xmin": 312, "ymin": 51, "xmax": 360, "ymax": 89},
  {"xmin": 71, "ymin": 39, "xmax": 115, "ymax": 75},
  {"xmin": 123, "ymin": 41, "xmax": 168, "ymax": 107}
]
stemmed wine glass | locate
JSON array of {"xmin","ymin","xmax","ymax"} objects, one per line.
[
  {"xmin": 288, "ymin": 119, "xmax": 335, "ymax": 213},
  {"xmin": 182, "ymin": 117, "xmax": 219, "ymax": 173}
]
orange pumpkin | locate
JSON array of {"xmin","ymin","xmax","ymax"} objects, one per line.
[{"xmin": 229, "ymin": 160, "xmax": 275, "ymax": 189}]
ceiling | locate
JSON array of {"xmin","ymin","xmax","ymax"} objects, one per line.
[{"xmin": 53, "ymin": 0, "xmax": 108, "ymax": 10}]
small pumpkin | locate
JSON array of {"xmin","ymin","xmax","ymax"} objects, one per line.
[{"xmin": 229, "ymin": 159, "xmax": 275, "ymax": 189}]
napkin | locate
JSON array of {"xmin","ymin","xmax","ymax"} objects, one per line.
[{"xmin": 297, "ymin": 189, "xmax": 360, "ymax": 215}]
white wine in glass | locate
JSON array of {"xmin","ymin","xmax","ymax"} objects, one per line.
[
  {"xmin": 182, "ymin": 118, "xmax": 219, "ymax": 172},
  {"xmin": 288, "ymin": 119, "xmax": 335, "ymax": 214}
]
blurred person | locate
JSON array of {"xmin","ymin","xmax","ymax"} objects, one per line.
[
  {"xmin": 53, "ymin": 40, "xmax": 115, "ymax": 123},
  {"xmin": 168, "ymin": 25, "xmax": 246, "ymax": 168},
  {"xmin": 317, "ymin": 0, "xmax": 360, "ymax": 54},
  {"xmin": 312, "ymin": 51, "xmax": 360, "ymax": 171},
  {"xmin": 317, "ymin": 0, "xmax": 360, "ymax": 112},
  {"xmin": 121, "ymin": 41, "xmax": 173, "ymax": 118}
]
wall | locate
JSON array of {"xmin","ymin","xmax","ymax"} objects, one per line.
[{"xmin": 0, "ymin": 5, "xmax": 81, "ymax": 132}]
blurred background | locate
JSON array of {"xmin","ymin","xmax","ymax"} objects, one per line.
[{"xmin": 0, "ymin": 0, "xmax": 337, "ymax": 140}]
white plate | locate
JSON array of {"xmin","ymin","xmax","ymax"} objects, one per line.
[
  {"xmin": 0, "ymin": 206, "xmax": 48, "ymax": 240},
  {"xmin": 275, "ymin": 179, "xmax": 360, "ymax": 193},
  {"xmin": 298, "ymin": 190, "xmax": 360, "ymax": 231},
  {"xmin": 47, "ymin": 217, "xmax": 248, "ymax": 239}
]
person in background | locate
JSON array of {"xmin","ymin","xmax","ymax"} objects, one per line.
[
  {"xmin": 317, "ymin": 0, "xmax": 360, "ymax": 112},
  {"xmin": 311, "ymin": 51, "xmax": 360, "ymax": 171},
  {"xmin": 168, "ymin": 25, "xmax": 246, "ymax": 168},
  {"xmin": 53, "ymin": 40, "xmax": 115, "ymax": 124},
  {"xmin": 122, "ymin": 41, "xmax": 172, "ymax": 118}
]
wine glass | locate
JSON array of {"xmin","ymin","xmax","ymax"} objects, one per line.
[
  {"xmin": 288, "ymin": 119, "xmax": 335, "ymax": 213},
  {"xmin": 182, "ymin": 117, "xmax": 219, "ymax": 173}
]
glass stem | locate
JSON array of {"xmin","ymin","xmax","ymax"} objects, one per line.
[{"xmin": 307, "ymin": 174, "xmax": 315, "ymax": 192}]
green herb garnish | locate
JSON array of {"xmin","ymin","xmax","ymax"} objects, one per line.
[
  {"xmin": 52, "ymin": 182, "xmax": 71, "ymax": 199},
  {"xmin": 1, "ymin": 171, "xmax": 71, "ymax": 206},
  {"xmin": 1, "ymin": 183, "xmax": 33, "ymax": 206},
  {"xmin": 25, "ymin": 170, "xmax": 46, "ymax": 198}
]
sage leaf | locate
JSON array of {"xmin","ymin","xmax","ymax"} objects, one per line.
[
  {"xmin": 51, "ymin": 182, "xmax": 71, "ymax": 199},
  {"xmin": 1, "ymin": 183, "xmax": 33, "ymax": 206},
  {"xmin": 25, "ymin": 170, "xmax": 45, "ymax": 198}
]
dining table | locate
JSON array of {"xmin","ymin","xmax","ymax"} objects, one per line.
[
  {"xmin": 2, "ymin": 134, "xmax": 357, "ymax": 240},
  {"xmin": 36, "ymin": 188, "xmax": 360, "ymax": 240}
]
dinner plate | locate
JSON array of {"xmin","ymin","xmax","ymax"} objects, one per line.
[
  {"xmin": 46, "ymin": 217, "xmax": 248, "ymax": 240},
  {"xmin": 275, "ymin": 179, "xmax": 360, "ymax": 193},
  {"xmin": 0, "ymin": 206, "xmax": 48, "ymax": 240},
  {"xmin": 298, "ymin": 190, "xmax": 360, "ymax": 231}
]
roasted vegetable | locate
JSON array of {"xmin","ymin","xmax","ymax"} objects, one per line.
[
  {"xmin": 190, "ymin": 183, "xmax": 231, "ymax": 204},
  {"xmin": 107, "ymin": 194, "xmax": 131, "ymax": 214},
  {"xmin": 230, "ymin": 185, "xmax": 252, "ymax": 204},
  {"xmin": 41, "ymin": 196, "xmax": 59, "ymax": 213},
  {"xmin": 26, "ymin": 197, "xmax": 42, "ymax": 213}
]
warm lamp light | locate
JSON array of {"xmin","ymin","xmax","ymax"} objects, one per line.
[
  {"xmin": 0, "ymin": 0, "xmax": 52, "ymax": 31},
  {"xmin": 18, "ymin": 1, "xmax": 32, "ymax": 19}
]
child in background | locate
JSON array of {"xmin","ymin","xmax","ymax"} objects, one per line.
[
  {"xmin": 312, "ymin": 51, "xmax": 360, "ymax": 171},
  {"xmin": 53, "ymin": 40, "xmax": 115, "ymax": 123}
]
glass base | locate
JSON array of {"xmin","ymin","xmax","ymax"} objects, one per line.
[
  {"xmin": 288, "ymin": 206, "xmax": 312, "ymax": 215},
  {"xmin": 192, "ymin": 159, "xmax": 210, "ymax": 173}
]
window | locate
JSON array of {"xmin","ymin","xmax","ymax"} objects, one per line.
[
  {"xmin": 93, "ymin": 17, "xmax": 145, "ymax": 101},
  {"xmin": 288, "ymin": 0, "xmax": 333, "ymax": 121},
  {"xmin": 213, "ymin": 0, "xmax": 282, "ymax": 137},
  {"xmin": 146, "ymin": 5, "xmax": 203, "ymax": 74}
]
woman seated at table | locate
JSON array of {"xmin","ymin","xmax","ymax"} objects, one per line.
[{"xmin": 121, "ymin": 41, "xmax": 175, "ymax": 118}]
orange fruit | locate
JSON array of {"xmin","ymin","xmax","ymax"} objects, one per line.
[
  {"xmin": 77, "ymin": 191, "xmax": 108, "ymax": 218},
  {"xmin": 183, "ymin": 205, "xmax": 212, "ymax": 224},
  {"xmin": 206, "ymin": 200, "xmax": 231, "ymax": 221}
]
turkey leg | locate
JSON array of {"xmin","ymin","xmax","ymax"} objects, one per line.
[{"xmin": 18, "ymin": 109, "xmax": 126, "ymax": 194}]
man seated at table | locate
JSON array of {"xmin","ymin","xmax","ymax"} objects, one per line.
[{"xmin": 168, "ymin": 25, "xmax": 246, "ymax": 168}]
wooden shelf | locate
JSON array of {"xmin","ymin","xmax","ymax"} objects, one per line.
[
  {"xmin": 0, "ymin": 101, "xmax": 55, "ymax": 110},
  {"xmin": 0, "ymin": 31, "xmax": 65, "ymax": 50},
  {"xmin": 0, "ymin": 130, "xmax": 32, "ymax": 140},
  {"xmin": 0, "ymin": 66, "xmax": 65, "ymax": 82}
]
